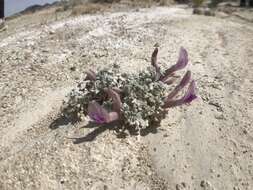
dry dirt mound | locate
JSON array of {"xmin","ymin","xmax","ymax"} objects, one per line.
[{"xmin": 0, "ymin": 5, "xmax": 253, "ymax": 190}]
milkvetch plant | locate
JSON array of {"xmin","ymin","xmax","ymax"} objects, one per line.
[{"xmin": 62, "ymin": 47, "xmax": 197, "ymax": 133}]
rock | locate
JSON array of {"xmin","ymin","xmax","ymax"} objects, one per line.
[
  {"xmin": 176, "ymin": 182, "xmax": 187, "ymax": 190},
  {"xmin": 200, "ymin": 180, "xmax": 215, "ymax": 190},
  {"xmin": 217, "ymin": 4, "xmax": 237, "ymax": 14},
  {"xmin": 49, "ymin": 30, "xmax": 55, "ymax": 35},
  {"xmin": 193, "ymin": 7, "xmax": 215, "ymax": 16},
  {"xmin": 70, "ymin": 66, "xmax": 76, "ymax": 71},
  {"xmin": 243, "ymin": 129, "xmax": 248, "ymax": 134},
  {"xmin": 193, "ymin": 7, "xmax": 202, "ymax": 15},
  {"xmin": 217, "ymin": 2, "xmax": 239, "ymax": 8}
]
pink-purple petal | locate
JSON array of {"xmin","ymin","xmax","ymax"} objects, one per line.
[
  {"xmin": 85, "ymin": 70, "xmax": 96, "ymax": 81},
  {"xmin": 175, "ymin": 47, "xmax": 188, "ymax": 71},
  {"xmin": 160, "ymin": 47, "xmax": 188, "ymax": 81},
  {"xmin": 179, "ymin": 70, "xmax": 191, "ymax": 87},
  {"xmin": 89, "ymin": 113, "xmax": 107, "ymax": 124},
  {"xmin": 151, "ymin": 48, "xmax": 162, "ymax": 80},
  {"xmin": 105, "ymin": 88, "xmax": 122, "ymax": 113},
  {"xmin": 151, "ymin": 48, "xmax": 158, "ymax": 68},
  {"xmin": 182, "ymin": 80, "xmax": 197, "ymax": 103},
  {"xmin": 88, "ymin": 101, "xmax": 109, "ymax": 124},
  {"xmin": 163, "ymin": 80, "xmax": 197, "ymax": 109},
  {"xmin": 165, "ymin": 71, "xmax": 191, "ymax": 100},
  {"xmin": 108, "ymin": 112, "xmax": 119, "ymax": 122}
]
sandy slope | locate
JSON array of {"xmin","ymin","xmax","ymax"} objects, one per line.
[{"xmin": 0, "ymin": 5, "xmax": 253, "ymax": 190}]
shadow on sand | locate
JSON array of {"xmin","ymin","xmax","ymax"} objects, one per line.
[
  {"xmin": 49, "ymin": 115, "xmax": 160, "ymax": 144},
  {"xmin": 49, "ymin": 114, "xmax": 80, "ymax": 130}
]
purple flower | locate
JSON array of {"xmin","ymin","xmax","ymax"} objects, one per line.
[
  {"xmin": 163, "ymin": 80, "xmax": 197, "ymax": 108},
  {"xmin": 104, "ymin": 88, "xmax": 122, "ymax": 114},
  {"xmin": 151, "ymin": 47, "xmax": 162, "ymax": 80},
  {"xmin": 88, "ymin": 89, "xmax": 122, "ymax": 124},
  {"xmin": 88, "ymin": 101, "xmax": 110, "ymax": 124},
  {"xmin": 85, "ymin": 69, "xmax": 96, "ymax": 81},
  {"xmin": 165, "ymin": 71, "xmax": 191, "ymax": 100},
  {"xmin": 151, "ymin": 48, "xmax": 158, "ymax": 68},
  {"xmin": 160, "ymin": 47, "xmax": 188, "ymax": 82},
  {"xmin": 90, "ymin": 113, "xmax": 107, "ymax": 124},
  {"xmin": 182, "ymin": 80, "xmax": 197, "ymax": 103},
  {"xmin": 174, "ymin": 47, "xmax": 188, "ymax": 71}
]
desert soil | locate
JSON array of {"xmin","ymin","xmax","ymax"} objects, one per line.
[{"xmin": 0, "ymin": 4, "xmax": 253, "ymax": 190}]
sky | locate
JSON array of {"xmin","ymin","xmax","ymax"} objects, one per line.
[{"xmin": 5, "ymin": 0, "xmax": 60, "ymax": 17}]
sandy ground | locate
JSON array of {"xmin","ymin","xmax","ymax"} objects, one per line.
[{"xmin": 0, "ymin": 4, "xmax": 253, "ymax": 190}]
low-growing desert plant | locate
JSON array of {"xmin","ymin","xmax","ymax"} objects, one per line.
[{"xmin": 62, "ymin": 47, "xmax": 197, "ymax": 134}]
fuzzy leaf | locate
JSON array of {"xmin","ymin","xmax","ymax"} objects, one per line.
[{"xmin": 88, "ymin": 101, "xmax": 119, "ymax": 124}]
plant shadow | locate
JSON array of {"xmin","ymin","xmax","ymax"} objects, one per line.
[
  {"xmin": 70, "ymin": 122, "xmax": 116, "ymax": 144},
  {"xmin": 68, "ymin": 122, "xmax": 160, "ymax": 144},
  {"xmin": 49, "ymin": 114, "xmax": 80, "ymax": 130},
  {"xmin": 49, "ymin": 116, "xmax": 161, "ymax": 144}
]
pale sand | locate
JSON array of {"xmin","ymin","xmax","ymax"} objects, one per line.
[{"xmin": 0, "ymin": 5, "xmax": 252, "ymax": 190}]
